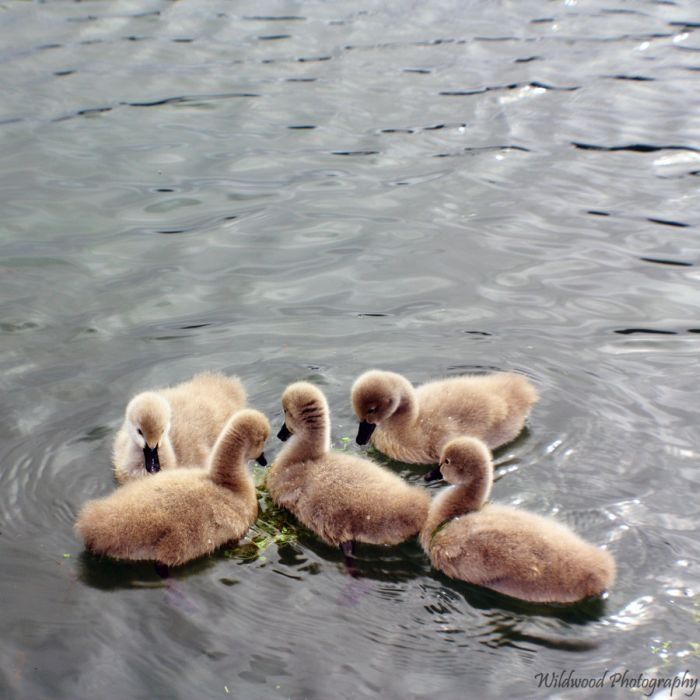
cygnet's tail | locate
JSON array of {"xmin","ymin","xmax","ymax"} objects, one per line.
[
  {"xmin": 581, "ymin": 548, "xmax": 617, "ymax": 598},
  {"xmin": 502, "ymin": 373, "xmax": 539, "ymax": 418}
]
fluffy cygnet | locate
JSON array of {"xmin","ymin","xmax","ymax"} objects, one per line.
[
  {"xmin": 420, "ymin": 437, "xmax": 616, "ymax": 603},
  {"xmin": 112, "ymin": 371, "xmax": 247, "ymax": 483},
  {"xmin": 76, "ymin": 409, "xmax": 269, "ymax": 566},
  {"xmin": 351, "ymin": 369, "xmax": 538, "ymax": 467},
  {"xmin": 266, "ymin": 382, "xmax": 430, "ymax": 560}
]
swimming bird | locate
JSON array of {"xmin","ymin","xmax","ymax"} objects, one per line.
[
  {"xmin": 351, "ymin": 369, "xmax": 538, "ymax": 469},
  {"xmin": 266, "ymin": 382, "xmax": 430, "ymax": 563},
  {"xmin": 75, "ymin": 409, "xmax": 270, "ymax": 566},
  {"xmin": 112, "ymin": 371, "xmax": 247, "ymax": 483},
  {"xmin": 420, "ymin": 437, "xmax": 616, "ymax": 603}
]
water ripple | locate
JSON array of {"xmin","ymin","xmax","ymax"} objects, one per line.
[{"xmin": 2, "ymin": 0, "xmax": 699, "ymax": 697}]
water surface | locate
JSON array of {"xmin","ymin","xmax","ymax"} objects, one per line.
[{"xmin": 1, "ymin": 1, "xmax": 699, "ymax": 698}]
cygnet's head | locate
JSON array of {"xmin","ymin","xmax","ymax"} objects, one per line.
[
  {"xmin": 351, "ymin": 370, "xmax": 405, "ymax": 444},
  {"xmin": 231, "ymin": 409, "xmax": 271, "ymax": 465},
  {"xmin": 438, "ymin": 437, "xmax": 493, "ymax": 487},
  {"xmin": 125, "ymin": 392, "xmax": 172, "ymax": 473},
  {"xmin": 277, "ymin": 382, "xmax": 329, "ymax": 442}
]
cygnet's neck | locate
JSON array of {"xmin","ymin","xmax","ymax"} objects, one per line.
[
  {"xmin": 209, "ymin": 427, "xmax": 254, "ymax": 491},
  {"xmin": 287, "ymin": 426, "xmax": 331, "ymax": 463},
  {"xmin": 280, "ymin": 409, "xmax": 330, "ymax": 464},
  {"xmin": 421, "ymin": 473, "xmax": 492, "ymax": 549}
]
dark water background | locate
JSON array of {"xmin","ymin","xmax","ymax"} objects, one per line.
[{"xmin": 1, "ymin": 1, "xmax": 699, "ymax": 698}]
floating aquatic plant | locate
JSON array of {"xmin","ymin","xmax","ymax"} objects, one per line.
[
  {"xmin": 338, "ymin": 436, "xmax": 352, "ymax": 451},
  {"xmin": 221, "ymin": 466, "xmax": 304, "ymax": 562}
]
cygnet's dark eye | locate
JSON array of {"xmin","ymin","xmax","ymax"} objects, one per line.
[
  {"xmin": 137, "ymin": 429, "xmax": 143, "ymax": 436},
  {"xmin": 444, "ymin": 458, "xmax": 450, "ymax": 465}
]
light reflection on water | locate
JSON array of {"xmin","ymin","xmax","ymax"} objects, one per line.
[{"xmin": 2, "ymin": 0, "xmax": 700, "ymax": 697}]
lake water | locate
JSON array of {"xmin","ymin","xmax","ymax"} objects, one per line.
[{"xmin": 1, "ymin": 0, "xmax": 699, "ymax": 698}]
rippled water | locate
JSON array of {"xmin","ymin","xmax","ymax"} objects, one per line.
[{"xmin": 2, "ymin": 0, "xmax": 699, "ymax": 698}]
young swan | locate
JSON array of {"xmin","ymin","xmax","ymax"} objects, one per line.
[
  {"xmin": 76, "ymin": 409, "xmax": 270, "ymax": 567},
  {"xmin": 420, "ymin": 437, "xmax": 616, "ymax": 603},
  {"xmin": 266, "ymin": 382, "xmax": 430, "ymax": 560},
  {"xmin": 351, "ymin": 369, "xmax": 538, "ymax": 468},
  {"xmin": 112, "ymin": 372, "xmax": 247, "ymax": 483}
]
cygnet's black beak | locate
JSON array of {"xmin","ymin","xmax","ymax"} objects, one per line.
[
  {"xmin": 277, "ymin": 423, "xmax": 291, "ymax": 441},
  {"xmin": 355, "ymin": 420, "xmax": 376, "ymax": 445},
  {"xmin": 423, "ymin": 465, "xmax": 443, "ymax": 482},
  {"xmin": 143, "ymin": 445, "xmax": 161, "ymax": 474},
  {"xmin": 255, "ymin": 452, "xmax": 268, "ymax": 467}
]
